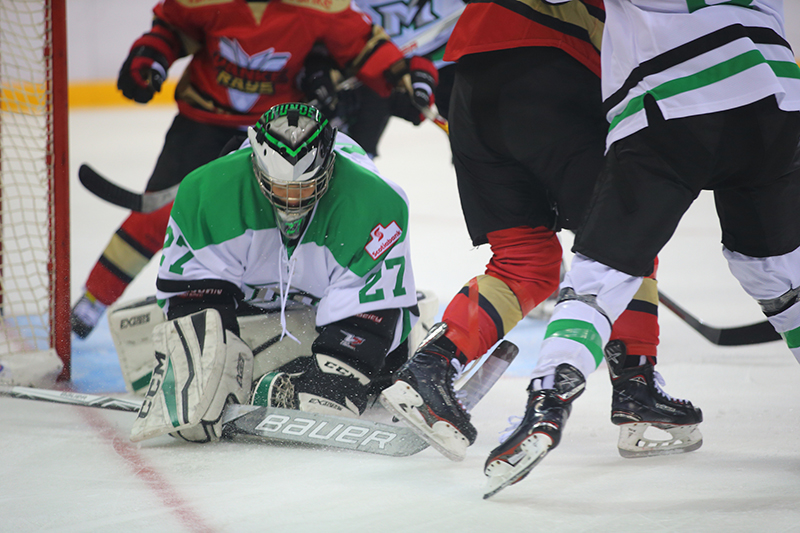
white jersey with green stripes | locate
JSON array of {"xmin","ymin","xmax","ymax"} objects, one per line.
[
  {"xmin": 602, "ymin": 0, "xmax": 800, "ymax": 149},
  {"xmin": 156, "ymin": 133, "xmax": 417, "ymax": 349}
]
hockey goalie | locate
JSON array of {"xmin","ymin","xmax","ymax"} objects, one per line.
[{"xmin": 126, "ymin": 102, "xmax": 429, "ymax": 443}]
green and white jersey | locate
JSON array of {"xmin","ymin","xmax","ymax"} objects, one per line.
[
  {"xmin": 602, "ymin": 0, "xmax": 800, "ymax": 149},
  {"xmin": 156, "ymin": 133, "xmax": 417, "ymax": 350}
]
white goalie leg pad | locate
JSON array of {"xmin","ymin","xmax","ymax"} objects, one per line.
[
  {"xmin": 237, "ymin": 307, "xmax": 317, "ymax": 379},
  {"xmin": 109, "ymin": 298, "xmax": 316, "ymax": 395},
  {"xmin": 108, "ymin": 297, "xmax": 166, "ymax": 395},
  {"xmin": 130, "ymin": 308, "xmax": 253, "ymax": 443}
]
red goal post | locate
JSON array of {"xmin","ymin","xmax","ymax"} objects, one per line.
[{"xmin": 0, "ymin": 0, "xmax": 70, "ymax": 381}]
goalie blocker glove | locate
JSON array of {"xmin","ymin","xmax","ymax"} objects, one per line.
[
  {"xmin": 117, "ymin": 19, "xmax": 183, "ymax": 103},
  {"xmin": 387, "ymin": 56, "xmax": 439, "ymax": 125}
]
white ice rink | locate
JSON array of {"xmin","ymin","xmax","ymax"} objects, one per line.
[{"xmin": 2, "ymin": 106, "xmax": 800, "ymax": 532}]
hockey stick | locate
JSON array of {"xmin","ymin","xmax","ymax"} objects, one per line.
[
  {"xmin": 78, "ymin": 164, "xmax": 179, "ymax": 213},
  {"xmin": 657, "ymin": 290, "xmax": 780, "ymax": 346},
  {"xmin": 0, "ymin": 341, "xmax": 518, "ymax": 456},
  {"xmin": 0, "ymin": 385, "xmax": 142, "ymax": 412}
]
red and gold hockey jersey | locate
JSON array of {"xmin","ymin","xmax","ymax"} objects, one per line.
[
  {"xmin": 443, "ymin": 0, "xmax": 604, "ymax": 77},
  {"xmin": 150, "ymin": 0, "xmax": 405, "ymax": 128}
]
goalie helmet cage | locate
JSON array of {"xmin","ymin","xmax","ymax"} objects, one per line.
[{"xmin": 0, "ymin": 0, "xmax": 70, "ymax": 379}]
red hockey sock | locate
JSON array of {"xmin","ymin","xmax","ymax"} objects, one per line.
[
  {"xmin": 85, "ymin": 202, "xmax": 173, "ymax": 306},
  {"xmin": 442, "ymin": 226, "xmax": 562, "ymax": 361}
]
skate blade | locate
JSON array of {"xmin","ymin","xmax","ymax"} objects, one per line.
[
  {"xmin": 379, "ymin": 382, "xmax": 468, "ymax": 462},
  {"xmin": 483, "ymin": 433, "xmax": 552, "ymax": 500},
  {"xmin": 617, "ymin": 422, "xmax": 703, "ymax": 458}
]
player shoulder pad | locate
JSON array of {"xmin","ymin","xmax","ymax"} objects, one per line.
[{"xmin": 279, "ymin": 0, "xmax": 352, "ymax": 14}]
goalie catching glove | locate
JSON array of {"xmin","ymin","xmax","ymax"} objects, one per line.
[{"xmin": 130, "ymin": 308, "xmax": 254, "ymax": 443}]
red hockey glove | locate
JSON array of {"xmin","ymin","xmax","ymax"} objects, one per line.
[{"xmin": 389, "ymin": 56, "xmax": 438, "ymax": 125}]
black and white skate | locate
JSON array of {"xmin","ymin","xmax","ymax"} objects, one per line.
[
  {"xmin": 379, "ymin": 323, "xmax": 477, "ymax": 461},
  {"xmin": 483, "ymin": 363, "xmax": 585, "ymax": 499},
  {"xmin": 605, "ymin": 340, "xmax": 703, "ymax": 458}
]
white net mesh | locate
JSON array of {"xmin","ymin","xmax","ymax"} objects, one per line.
[{"xmin": 0, "ymin": 1, "xmax": 55, "ymax": 355}]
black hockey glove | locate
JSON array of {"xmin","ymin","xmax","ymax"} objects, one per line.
[
  {"xmin": 117, "ymin": 20, "xmax": 181, "ymax": 104},
  {"xmin": 118, "ymin": 45, "xmax": 169, "ymax": 104},
  {"xmin": 389, "ymin": 56, "xmax": 438, "ymax": 125},
  {"xmin": 298, "ymin": 54, "xmax": 340, "ymax": 117}
]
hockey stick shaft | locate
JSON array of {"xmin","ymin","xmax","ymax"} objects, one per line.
[
  {"xmin": 657, "ymin": 290, "xmax": 780, "ymax": 346},
  {"xmin": 0, "ymin": 341, "xmax": 518, "ymax": 416},
  {"xmin": 0, "ymin": 385, "xmax": 143, "ymax": 412}
]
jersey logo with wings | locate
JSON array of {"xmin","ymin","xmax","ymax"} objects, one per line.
[{"xmin": 215, "ymin": 37, "xmax": 292, "ymax": 112}]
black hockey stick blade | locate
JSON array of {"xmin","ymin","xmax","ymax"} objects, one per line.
[
  {"xmin": 78, "ymin": 164, "xmax": 178, "ymax": 213},
  {"xmin": 658, "ymin": 290, "xmax": 780, "ymax": 346}
]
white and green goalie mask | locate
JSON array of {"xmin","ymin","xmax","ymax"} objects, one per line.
[{"xmin": 247, "ymin": 103, "xmax": 337, "ymax": 239}]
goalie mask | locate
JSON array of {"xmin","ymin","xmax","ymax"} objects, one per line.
[{"xmin": 247, "ymin": 103, "xmax": 337, "ymax": 239}]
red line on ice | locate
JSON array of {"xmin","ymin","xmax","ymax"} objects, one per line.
[{"xmin": 81, "ymin": 409, "xmax": 217, "ymax": 533}]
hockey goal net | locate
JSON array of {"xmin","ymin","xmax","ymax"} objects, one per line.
[{"xmin": 0, "ymin": 0, "xmax": 70, "ymax": 383}]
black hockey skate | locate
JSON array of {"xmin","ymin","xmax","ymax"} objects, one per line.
[
  {"xmin": 379, "ymin": 323, "xmax": 477, "ymax": 461},
  {"xmin": 483, "ymin": 363, "xmax": 585, "ymax": 499},
  {"xmin": 604, "ymin": 340, "xmax": 703, "ymax": 458},
  {"xmin": 71, "ymin": 291, "xmax": 107, "ymax": 339}
]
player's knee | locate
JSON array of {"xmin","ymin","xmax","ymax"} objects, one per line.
[{"xmin": 485, "ymin": 226, "xmax": 563, "ymax": 315}]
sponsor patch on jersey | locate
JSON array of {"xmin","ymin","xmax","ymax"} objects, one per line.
[{"xmin": 365, "ymin": 221, "xmax": 402, "ymax": 260}]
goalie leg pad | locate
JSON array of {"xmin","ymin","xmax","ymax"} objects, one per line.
[{"xmin": 130, "ymin": 308, "xmax": 253, "ymax": 443}]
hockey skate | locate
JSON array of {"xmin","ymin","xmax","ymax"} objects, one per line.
[
  {"xmin": 604, "ymin": 340, "xmax": 703, "ymax": 458},
  {"xmin": 379, "ymin": 323, "xmax": 477, "ymax": 461},
  {"xmin": 71, "ymin": 292, "xmax": 107, "ymax": 339},
  {"xmin": 483, "ymin": 363, "xmax": 585, "ymax": 499}
]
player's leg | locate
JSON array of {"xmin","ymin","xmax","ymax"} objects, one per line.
[
  {"xmin": 72, "ymin": 116, "xmax": 241, "ymax": 338},
  {"xmin": 605, "ymin": 266, "xmax": 703, "ymax": 458},
  {"xmin": 484, "ymin": 96, "xmax": 707, "ymax": 490},
  {"xmin": 381, "ymin": 47, "xmax": 588, "ymax": 460},
  {"xmin": 716, "ymin": 105, "xmax": 800, "ymax": 364}
]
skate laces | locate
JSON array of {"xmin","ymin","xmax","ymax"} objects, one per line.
[
  {"xmin": 499, "ymin": 416, "xmax": 523, "ymax": 443},
  {"xmin": 450, "ymin": 359, "xmax": 468, "ymax": 408},
  {"xmin": 652, "ymin": 369, "xmax": 689, "ymax": 405}
]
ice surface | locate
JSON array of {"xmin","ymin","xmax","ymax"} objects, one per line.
[{"xmin": 2, "ymin": 107, "xmax": 798, "ymax": 532}]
